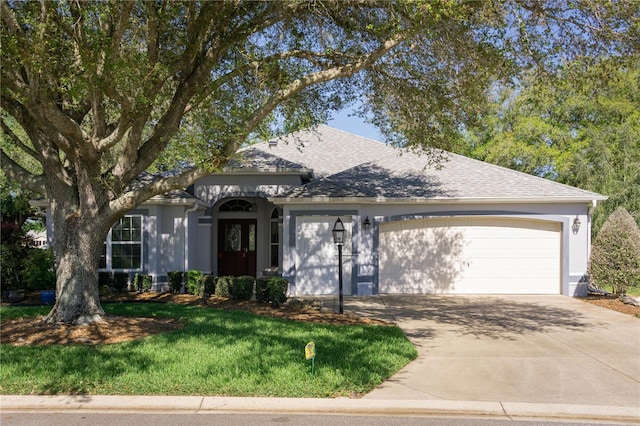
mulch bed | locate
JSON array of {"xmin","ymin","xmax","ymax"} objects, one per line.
[
  {"xmin": 579, "ymin": 295, "xmax": 640, "ymax": 317},
  {"xmin": 1, "ymin": 292, "xmax": 391, "ymax": 347}
]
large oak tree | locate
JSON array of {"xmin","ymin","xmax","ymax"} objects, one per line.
[{"xmin": 1, "ymin": 0, "xmax": 637, "ymax": 323}]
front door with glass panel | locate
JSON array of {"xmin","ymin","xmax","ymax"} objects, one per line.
[{"xmin": 218, "ymin": 219, "xmax": 257, "ymax": 277}]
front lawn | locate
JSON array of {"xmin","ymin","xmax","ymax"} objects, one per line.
[{"xmin": 0, "ymin": 303, "xmax": 417, "ymax": 397}]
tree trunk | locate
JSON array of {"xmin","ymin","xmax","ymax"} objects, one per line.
[{"xmin": 44, "ymin": 213, "xmax": 107, "ymax": 324}]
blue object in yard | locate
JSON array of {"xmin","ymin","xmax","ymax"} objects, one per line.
[{"xmin": 40, "ymin": 290, "xmax": 56, "ymax": 304}]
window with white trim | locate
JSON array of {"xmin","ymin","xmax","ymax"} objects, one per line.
[
  {"xmin": 270, "ymin": 208, "xmax": 281, "ymax": 267},
  {"xmin": 100, "ymin": 216, "xmax": 143, "ymax": 270}
]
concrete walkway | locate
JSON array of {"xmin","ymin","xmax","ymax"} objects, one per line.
[{"xmin": 2, "ymin": 295, "xmax": 639, "ymax": 422}]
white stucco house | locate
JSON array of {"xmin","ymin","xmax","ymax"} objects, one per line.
[{"xmin": 42, "ymin": 125, "xmax": 606, "ymax": 296}]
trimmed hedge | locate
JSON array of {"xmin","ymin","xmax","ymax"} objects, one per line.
[
  {"xmin": 202, "ymin": 275, "xmax": 217, "ymax": 297},
  {"xmin": 215, "ymin": 276, "xmax": 232, "ymax": 298},
  {"xmin": 168, "ymin": 271, "xmax": 183, "ymax": 293},
  {"xmin": 256, "ymin": 277, "xmax": 288, "ymax": 307},
  {"xmin": 231, "ymin": 276, "xmax": 254, "ymax": 301},
  {"xmin": 255, "ymin": 277, "xmax": 270, "ymax": 302},
  {"xmin": 113, "ymin": 272, "xmax": 129, "ymax": 292},
  {"xmin": 99, "ymin": 271, "xmax": 112, "ymax": 288},
  {"xmin": 133, "ymin": 273, "xmax": 152, "ymax": 292},
  {"xmin": 186, "ymin": 270, "xmax": 204, "ymax": 295}
]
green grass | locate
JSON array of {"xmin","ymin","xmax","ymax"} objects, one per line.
[
  {"xmin": 626, "ymin": 286, "xmax": 640, "ymax": 297},
  {"xmin": 599, "ymin": 283, "xmax": 640, "ymax": 297},
  {"xmin": 0, "ymin": 303, "xmax": 417, "ymax": 397}
]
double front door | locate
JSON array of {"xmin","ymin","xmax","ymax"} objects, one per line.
[{"xmin": 218, "ymin": 219, "xmax": 257, "ymax": 277}]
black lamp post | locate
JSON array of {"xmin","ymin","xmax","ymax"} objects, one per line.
[{"xmin": 332, "ymin": 218, "xmax": 345, "ymax": 314}]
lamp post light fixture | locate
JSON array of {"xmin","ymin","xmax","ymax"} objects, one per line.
[
  {"xmin": 332, "ymin": 218, "xmax": 345, "ymax": 314},
  {"xmin": 363, "ymin": 216, "xmax": 371, "ymax": 230},
  {"xmin": 572, "ymin": 216, "xmax": 581, "ymax": 234}
]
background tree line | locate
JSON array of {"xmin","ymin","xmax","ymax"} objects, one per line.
[{"xmin": 461, "ymin": 57, "xmax": 640, "ymax": 236}]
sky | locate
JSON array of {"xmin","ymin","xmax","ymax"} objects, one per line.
[{"xmin": 327, "ymin": 107, "xmax": 383, "ymax": 142}]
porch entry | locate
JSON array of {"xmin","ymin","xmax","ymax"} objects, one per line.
[{"xmin": 218, "ymin": 219, "xmax": 257, "ymax": 277}]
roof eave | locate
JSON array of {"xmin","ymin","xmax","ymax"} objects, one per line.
[
  {"xmin": 269, "ymin": 195, "xmax": 608, "ymax": 205},
  {"xmin": 143, "ymin": 196, "xmax": 208, "ymax": 208},
  {"xmin": 220, "ymin": 167, "xmax": 314, "ymax": 178}
]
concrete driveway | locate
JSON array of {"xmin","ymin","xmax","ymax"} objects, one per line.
[{"xmin": 345, "ymin": 295, "xmax": 639, "ymax": 407}]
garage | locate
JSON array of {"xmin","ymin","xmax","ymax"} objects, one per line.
[
  {"xmin": 379, "ymin": 217, "xmax": 561, "ymax": 294},
  {"xmin": 295, "ymin": 216, "xmax": 352, "ymax": 295}
]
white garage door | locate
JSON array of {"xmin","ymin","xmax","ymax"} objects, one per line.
[
  {"xmin": 379, "ymin": 217, "xmax": 560, "ymax": 294},
  {"xmin": 295, "ymin": 217, "xmax": 352, "ymax": 295}
]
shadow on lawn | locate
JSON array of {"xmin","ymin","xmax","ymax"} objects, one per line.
[
  {"xmin": 144, "ymin": 308, "xmax": 415, "ymax": 396},
  {"xmin": 1, "ymin": 303, "xmax": 415, "ymax": 397}
]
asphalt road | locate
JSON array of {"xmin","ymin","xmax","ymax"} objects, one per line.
[{"xmin": 0, "ymin": 412, "xmax": 630, "ymax": 426}]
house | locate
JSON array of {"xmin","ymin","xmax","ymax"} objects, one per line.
[
  {"xmin": 26, "ymin": 229, "xmax": 48, "ymax": 248},
  {"xmin": 43, "ymin": 125, "xmax": 606, "ymax": 296}
]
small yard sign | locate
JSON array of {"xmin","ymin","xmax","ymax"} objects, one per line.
[{"xmin": 305, "ymin": 341, "xmax": 316, "ymax": 377}]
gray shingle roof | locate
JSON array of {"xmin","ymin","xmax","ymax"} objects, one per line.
[
  {"xmin": 239, "ymin": 125, "xmax": 606, "ymax": 202},
  {"xmin": 231, "ymin": 147, "xmax": 308, "ymax": 172}
]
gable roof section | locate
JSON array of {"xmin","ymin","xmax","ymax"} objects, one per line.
[
  {"xmin": 230, "ymin": 147, "xmax": 312, "ymax": 176},
  {"xmin": 238, "ymin": 125, "xmax": 606, "ymax": 204}
]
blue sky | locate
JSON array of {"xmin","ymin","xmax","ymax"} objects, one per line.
[{"xmin": 327, "ymin": 108, "xmax": 383, "ymax": 141}]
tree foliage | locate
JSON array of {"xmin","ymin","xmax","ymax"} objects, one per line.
[
  {"xmin": 0, "ymin": 176, "xmax": 44, "ymax": 291},
  {"xmin": 589, "ymin": 207, "xmax": 640, "ymax": 295},
  {"xmin": 463, "ymin": 57, "xmax": 640, "ymax": 234},
  {"xmin": 1, "ymin": 0, "xmax": 638, "ymax": 323}
]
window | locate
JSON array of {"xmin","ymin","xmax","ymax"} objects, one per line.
[
  {"xmin": 270, "ymin": 208, "xmax": 281, "ymax": 267},
  {"xmin": 219, "ymin": 199, "xmax": 255, "ymax": 212},
  {"xmin": 100, "ymin": 216, "xmax": 143, "ymax": 270}
]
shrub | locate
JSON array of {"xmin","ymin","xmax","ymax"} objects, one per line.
[
  {"xmin": 22, "ymin": 248, "xmax": 56, "ymax": 290},
  {"xmin": 99, "ymin": 271, "xmax": 113, "ymax": 288},
  {"xmin": 215, "ymin": 276, "xmax": 232, "ymax": 298},
  {"xmin": 589, "ymin": 207, "xmax": 640, "ymax": 295},
  {"xmin": 0, "ymin": 223, "xmax": 30, "ymax": 291},
  {"xmin": 256, "ymin": 277, "xmax": 288, "ymax": 306},
  {"xmin": 267, "ymin": 277, "xmax": 288, "ymax": 307},
  {"xmin": 133, "ymin": 273, "xmax": 153, "ymax": 292},
  {"xmin": 202, "ymin": 275, "xmax": 217, "ymax": 297},
  {"xmin": 255, "ymin": 277, "xmax": 269, "ymax": 302},
  {"xmin": 230, "ymin": 276, "xmax": 254, "ymax": 301},
  {"xmin": 112, "ymin": 272, "xmax": 129, "ymax": 292},
  {"xmin": 168, "ymin": 271, "xmax": 184, "ymax": 293},
  {"xmin": 142, "ymin": 274, "xmax": 153, "ymax": 291},
  {"xmin": 186, "ymin": 270, "xmax": 204, "ymax": 295}
]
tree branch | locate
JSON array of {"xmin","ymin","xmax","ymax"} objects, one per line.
[
  {"xmin": 229, "ymin": 31, "xmax": 409, "ymax": 156},
  {"xmin": 109, "ymin": 166, "xmax": 209, "ymax": 215},
  {"xmin": 0, "ymin": 119, "xmax": 38, "ymax": 159},
  {"xmin": 0, "ymin": 149, "xmax": 46, "ymax": 194}
]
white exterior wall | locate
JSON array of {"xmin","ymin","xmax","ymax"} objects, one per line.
[
  {"xmin": 188, "ymin": 209, "xmax": 211, "ymax": 272},
  {"xmin": 158, "ymin": 205, "xmax": 186, "ymax": 275}
]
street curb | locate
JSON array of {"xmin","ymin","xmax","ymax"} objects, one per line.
[{"xmin": 2, "ymin": 395, "xmax": 639, "ymax": 422}]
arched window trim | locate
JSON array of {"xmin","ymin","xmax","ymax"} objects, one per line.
[{"xmin": 218, "ymin": 199, "xmax": 255, "ymax": 212}]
